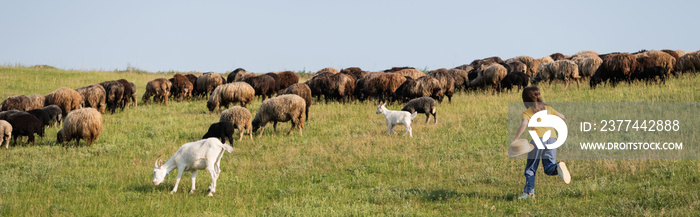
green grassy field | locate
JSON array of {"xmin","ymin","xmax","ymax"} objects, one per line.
[{"xmin": 0, "ymin": 65, "xmax": 698, "ymax": 216}]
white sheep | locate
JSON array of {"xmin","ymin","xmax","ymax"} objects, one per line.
[
  {"xmin": 376, "ymin": 102, "xmax": 418, "ymax": 137},
  {"xmin": 152, "ymin": 138, "xmax": 234, "ymax": 196}
]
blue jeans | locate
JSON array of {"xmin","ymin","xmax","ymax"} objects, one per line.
[{"xmin": 523, "ymin": 138, "xmax": 560, "ymax": 194}]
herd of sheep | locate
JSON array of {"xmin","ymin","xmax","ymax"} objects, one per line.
[{"xmin": 1, "ymin": 49, "xmax": 699, "ymax": 149}]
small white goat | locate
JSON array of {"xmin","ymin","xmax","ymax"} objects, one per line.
[
  {"xmin": 376, "ymin": 102, "xmax": 418, "ymax": 137},
  {"xmin": 152, "ymin": 138, "xmax": 234, "ymax": 196}
]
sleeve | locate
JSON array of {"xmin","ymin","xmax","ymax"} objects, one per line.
[
  {"xmin": 549, "ymin": 106, "xmax": 559, "ymax": 116},
  {"xmin": 522, "ymin": 110, "xmax": 530, "ymax": 120}
]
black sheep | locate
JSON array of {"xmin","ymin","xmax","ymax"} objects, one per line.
[
  {"xmin": 99, "ymin": 80, "xmax": 125, "ymax": 113},
  {"xmin": 202, "ymin": 122, "xmax": 235, "ymax": 144},
  {"xmin": 41, "ymin": 105, "xmax": 63, "ymax": 126},
  {"xmin": 401, "ymin": 97, "xmax": 437, "ymax": 124},
  {"xmin": 633, "ymin": 66, "xmax": 667, "ymax": 85},
  {"xmin": 27, "ymin": 109, "xmax": 51, "ymax": 128},
  {"xmin": 498, "ymin": 71, "xmax": 530, "ymax": 92},
  {"xmin": 7, "ymin": 112, "xmax": 44, "ymax": 144},
  {"xmin": 244, "ymin": 74, "xmax": 276, "ymax": 100}
]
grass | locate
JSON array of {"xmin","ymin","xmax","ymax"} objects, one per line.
[{"xmin": 0, "ymin": 65, "xmax": 698, "ymax": 216}]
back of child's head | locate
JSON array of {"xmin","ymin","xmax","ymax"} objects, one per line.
[{"xmin": 522, "ymin": 86, "xmax": 545, "ymax": 112}]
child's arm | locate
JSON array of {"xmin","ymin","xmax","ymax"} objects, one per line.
[{"xmin": 514, "ymin": 118, "xmax": 529, "ymax": 140}]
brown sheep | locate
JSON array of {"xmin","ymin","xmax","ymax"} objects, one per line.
[
  {"xmin": 591, "ymin": 53, "xmax": 638, "ymax": 87},
  {"xmin": 533, "ymin": 60, "xmax": 581, "ymax": 89},
  {"xmin": 276, "ymin": 71, "xmax": 299, "ymax": 90},
  {"xmin": 243, "ymin": 74, "xmax": 276, "ymax": 101},
  {"xmin": 447, "ymin": 68, "xmax": 469, "ymax": 91},
  {"xmin": 392, "ymin": 68, "xmax": 425, "ymax": 80},
  {"xmin": 75, "ymin": 84, "xmax": 107, "ymax": 114},
  {"xmin": 677, "ymin": 51, "xmax": 700, "ymax": 74},
  {"xmin": 364, "ymin": 72, "xmax": 406, "ymax": 102},
  {"xmin": 675, "ymin": 50, "xmax": 686, "ymax": 57},
  {"xmin": 393, "ymin": 76, "xmax": 443, "ymax": 103},
  {"xmin": 506, "ymin": 56, "xmax": 541, "ymax": 77},
  {"xmin": 57, "ymin": 108, "xmax": 102, "ymax": 147},
  {"xmin": 539, "ymin": 56, "xmax": 554, "ymax": 65},
  {"xmin": 575, "ymin": 50, "xmax": 599, "ymax": 58},
  {"xmin": 219, "ymin": 106, "xmax": 254, "ymax": 141},
  {"xmin": 317, "ymin": 67, "xmax": 339, "ymax": 74},
  {"xmin": 470, "ymin": 56, "xmax": 504, "ymax": 70},
  {"xmin": 45, "ymin": 87, "xmax": 84, "ymax": 117},
  {"xmin": 207, "ymin": 82, "xmax": 255, "ymax": 113},
  {"xmin": 550, "ymin": 53, "xmax": 567, "ymax": 61},
  {"xmin": 264, "ymin": 72, "xmax": 281, "ymax": 93},
  {"xmin": 117, "ymin": 79, "xmax": 136, "ymax": 108},
  {"xmin": 195, "ymin": 72, "xmax": 225, "ymax": 98},
  {"xmin": 305, "ymin": 72, "xmax": 355, "ymax": 103},
  {"xmin": 28, "ymin": 94, "xmax": 45, "ymax": 110},
  {"xmin": 0, "ymin": 120, "xmax": 11, "ymax": 149},
  {"xmin": 340, "ymin": 67, "xmax": 368, "ymax": 81},
  {"xmin": 636, "ymin": 50, "xmax": 676, "ymax": 76},
  {"xmin": 227, "ymin": 68, "xmax": 248, "ymax": 83},
  {"xmin": 469, "ymin": 64, "xmax": 507, "ymax": 92},
  {"xmin": 572, "ymin": 55, "xmax": 603, "ymax": 78},
  {"xmin": 279, "ymin": 83, "xmax": 312, "ymax": 121},
  {"xmin": 185, "ymin": 74, "xmax": 199, "ymax": 94},
  {"xmin": 142, "ymin": 78, "xmax": 172, "ymax": 105},
  {"xmin": 503, "ymin": 60, "xmax": 527, "ymax": 74},
  {"xmin": 1, "ymin": 95, "xmax": 32, "ymax": 111},
  {"xmin": 454, "ymin": 64, "xmax": 474, "ymax": 72},
  {"xmin": 169, "ymin": 74, "xmax": 194, "ymax": 102},
  {"xmin": 99, "ymin": 80, "xmax": 125, "ymax": 114},
  {"xmin": 427, "ymin": 68, "xmax": 455, "ymax": 103},
  {"xmin": 251, "ymin": 94, "xmax": 306, "ymax": 137}
]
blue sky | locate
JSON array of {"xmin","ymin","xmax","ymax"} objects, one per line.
[{"xmin": 1, "ymin": 0, "xmax": 698, "ymax": 73}]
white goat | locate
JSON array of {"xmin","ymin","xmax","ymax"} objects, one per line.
[
  {"xmin": 152, "ymin": 138, "xmax": 234, "ymax": 196},
  {"xmin": 376, "ymin": 102, "xmax": 418, "ymax": 137}
]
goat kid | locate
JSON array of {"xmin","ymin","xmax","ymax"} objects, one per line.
[
  {"xmin": 376, "ymin": 102, "xmax": 418, "ymax": 137},
  {"xmin": 153, "ymin": 138, "xmax": 234, "ymax": 196}
]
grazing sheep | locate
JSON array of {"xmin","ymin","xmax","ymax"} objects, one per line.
[
  {"xmin": 317, "ymin": 67, "xmax": 339, "ymax": 74},
  {"xmin": 393, "ymin": 76, "xmax": 442, "ymax": 103},
  {"xmin": 634, "ymin": 56, "xmax": 658, "ymax": 76},
  {"xmin": 539, "ymin": 56, "xmax": 554, "ymax": 65},
  {"xmin": 305, "ymin": 73, "xmax": 355, "ymax": 103},
  {"xmin": 506, "ymin": 56, "xmax": 541, "ymax": 77},
  {"xmin": 0, "ymin": 120, "xmax": 11, "ymax": 149},
  {"xmin": 75, "ymin": 84, "xmax": 107, "ymax": 114},
  {"xmin": 550, "ymin": 53, "xmax": 566, "ymax": 61},
  {"xmin": 185, "ymin": 74, "xmax": 199, "ymax": 94},
  {"xmin": 6, "ymin": 112, "xmax": 44, "ymax": 145},
  {"xmin": 244, "ymin": 74, "xmax": 276, "ymax": 101},
  {"xmin": 41, "ymin": 105, "xmax": 63, "ymax": 127},
  {"xmin": 276, "ymin": 71, "xmax": 299, "ymax": 90},
  {"xmin": 498, "ymin": 71, "xmax": 529, "ymax": 92},
  {"xmin": 340, "ymin": 67, "xmax": 368, "ymax": 81},
  {"xmin": 152, "ymin": 138, "xmax": 234, "ymax": 196},
  {"xmin": 532, "ymin": 60, "xmax": 581, "ymax": 89},
  {"xmin": 469, "ymin": 64, "xmax": 507, "ymax": 92},
  {"xmin": 251, "ymin": 94, "xmax": 306, "ymax": 137},
  {"xmin": 454, "ymin": 64, "xmax": 474, "ymax": 72},
  {"xmin": 45, "ymin": 87, "xmax": 84, "ymax": 117},
  {"xmin": 117, "ymin": 79, "xmax": 136, "ymax": 108},
  {"xmin": 142, "ymin": 78, "xmax": 172, "ymax": 105},
  {"xmin": 279, "ymin": 83, "xmax": 312, "ymax": 121},
  {"xmin": 129, "ymin": 82, "xmax": 137, "ymax": 107},
  {"xmin": 677, "ymin": 51, "xmax": 700, "ymax": 74},
  {"xmin": 427, "ymin": 68, "xmax": 455, "ymax": 103},
  {"xmin": 196, "ymin": 73, "xmax": 225, "ymax": 98},
  {"xmin": 392, "ymin": 68, "xmax": 425, "ymax": 80},
  {"xmin": 575, "ymin": 50, "xmax": 599, "ymax": 58},
  {"xmin": 364, "ymin": 72, "xmax": 407, "ymax": 102},
  {"xmin": 27, "ymin": 94, "xmax": 45, "ymax": 110},
  {"xmin": 503, "ymin": 60, "xmax": 527, "ymax": 74},
  {"xmin": 636, "ymin": 50, "xmax": 676, "ymax": 76},
  {"xmin": 401, "ymin": 97, "xmax": 437, "ymax": 124},
  {"xmin": 447, "ymin": 68, "xmax": 469, "ymax": 91},
  {"xmin": 470, "ymin": 56, "xmax": 504, "ymax": 70},
  {"xmin": 207, "ymin": 82, "xmax": 255, "ymax": 112},
  {"xmin": 376, "ymin": 102, "xmax": 418, "ymax": 137},
  {"xmin": 264, "ymin": 72, "xmax": 281, "ymax": 94},
  {"xmin": 1, "ymin": 95, "xmax": 32, "ymax": 111},
  {"xmin": 202, "ymin": 122, "xmax": 236, "ymax": 144},
  {"xmin": 57, "ymin": 108, "xmax": 102, "ymax": 147},
  {"xmin": 219, "ymin": 106, "xmax": 254, "ymax": 141},
  {"xmin": 99, "ymin": 80, "xmax": 125, "ymax": 114},
  {"xmin": 572, "ymin": 55, "xmax": 603, "ymax": 78},
  {"xmin": 591, "ymin": 53, "xmax": 638, "ymax": 88},
  {"xmin": 227, "ymin": 68, "xmax": 248, "ymax": 83},
  {"xmin": 632, "ymin": 66, "xmax": 667, "ymax": 84},
  {"xmin": 0, "ymin": 110, "xmax": 22, "ymax": 121},
  {"xmin": 661, "ymin": 49, "xmax": 681, "ymax": 70},
  {"xmin": 27, "ymin": 109, "xmax": 51, "ymax": 129},
  {"xmin": 169, "ymin": 74, "xmax": 194, "ymax": 102}
]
